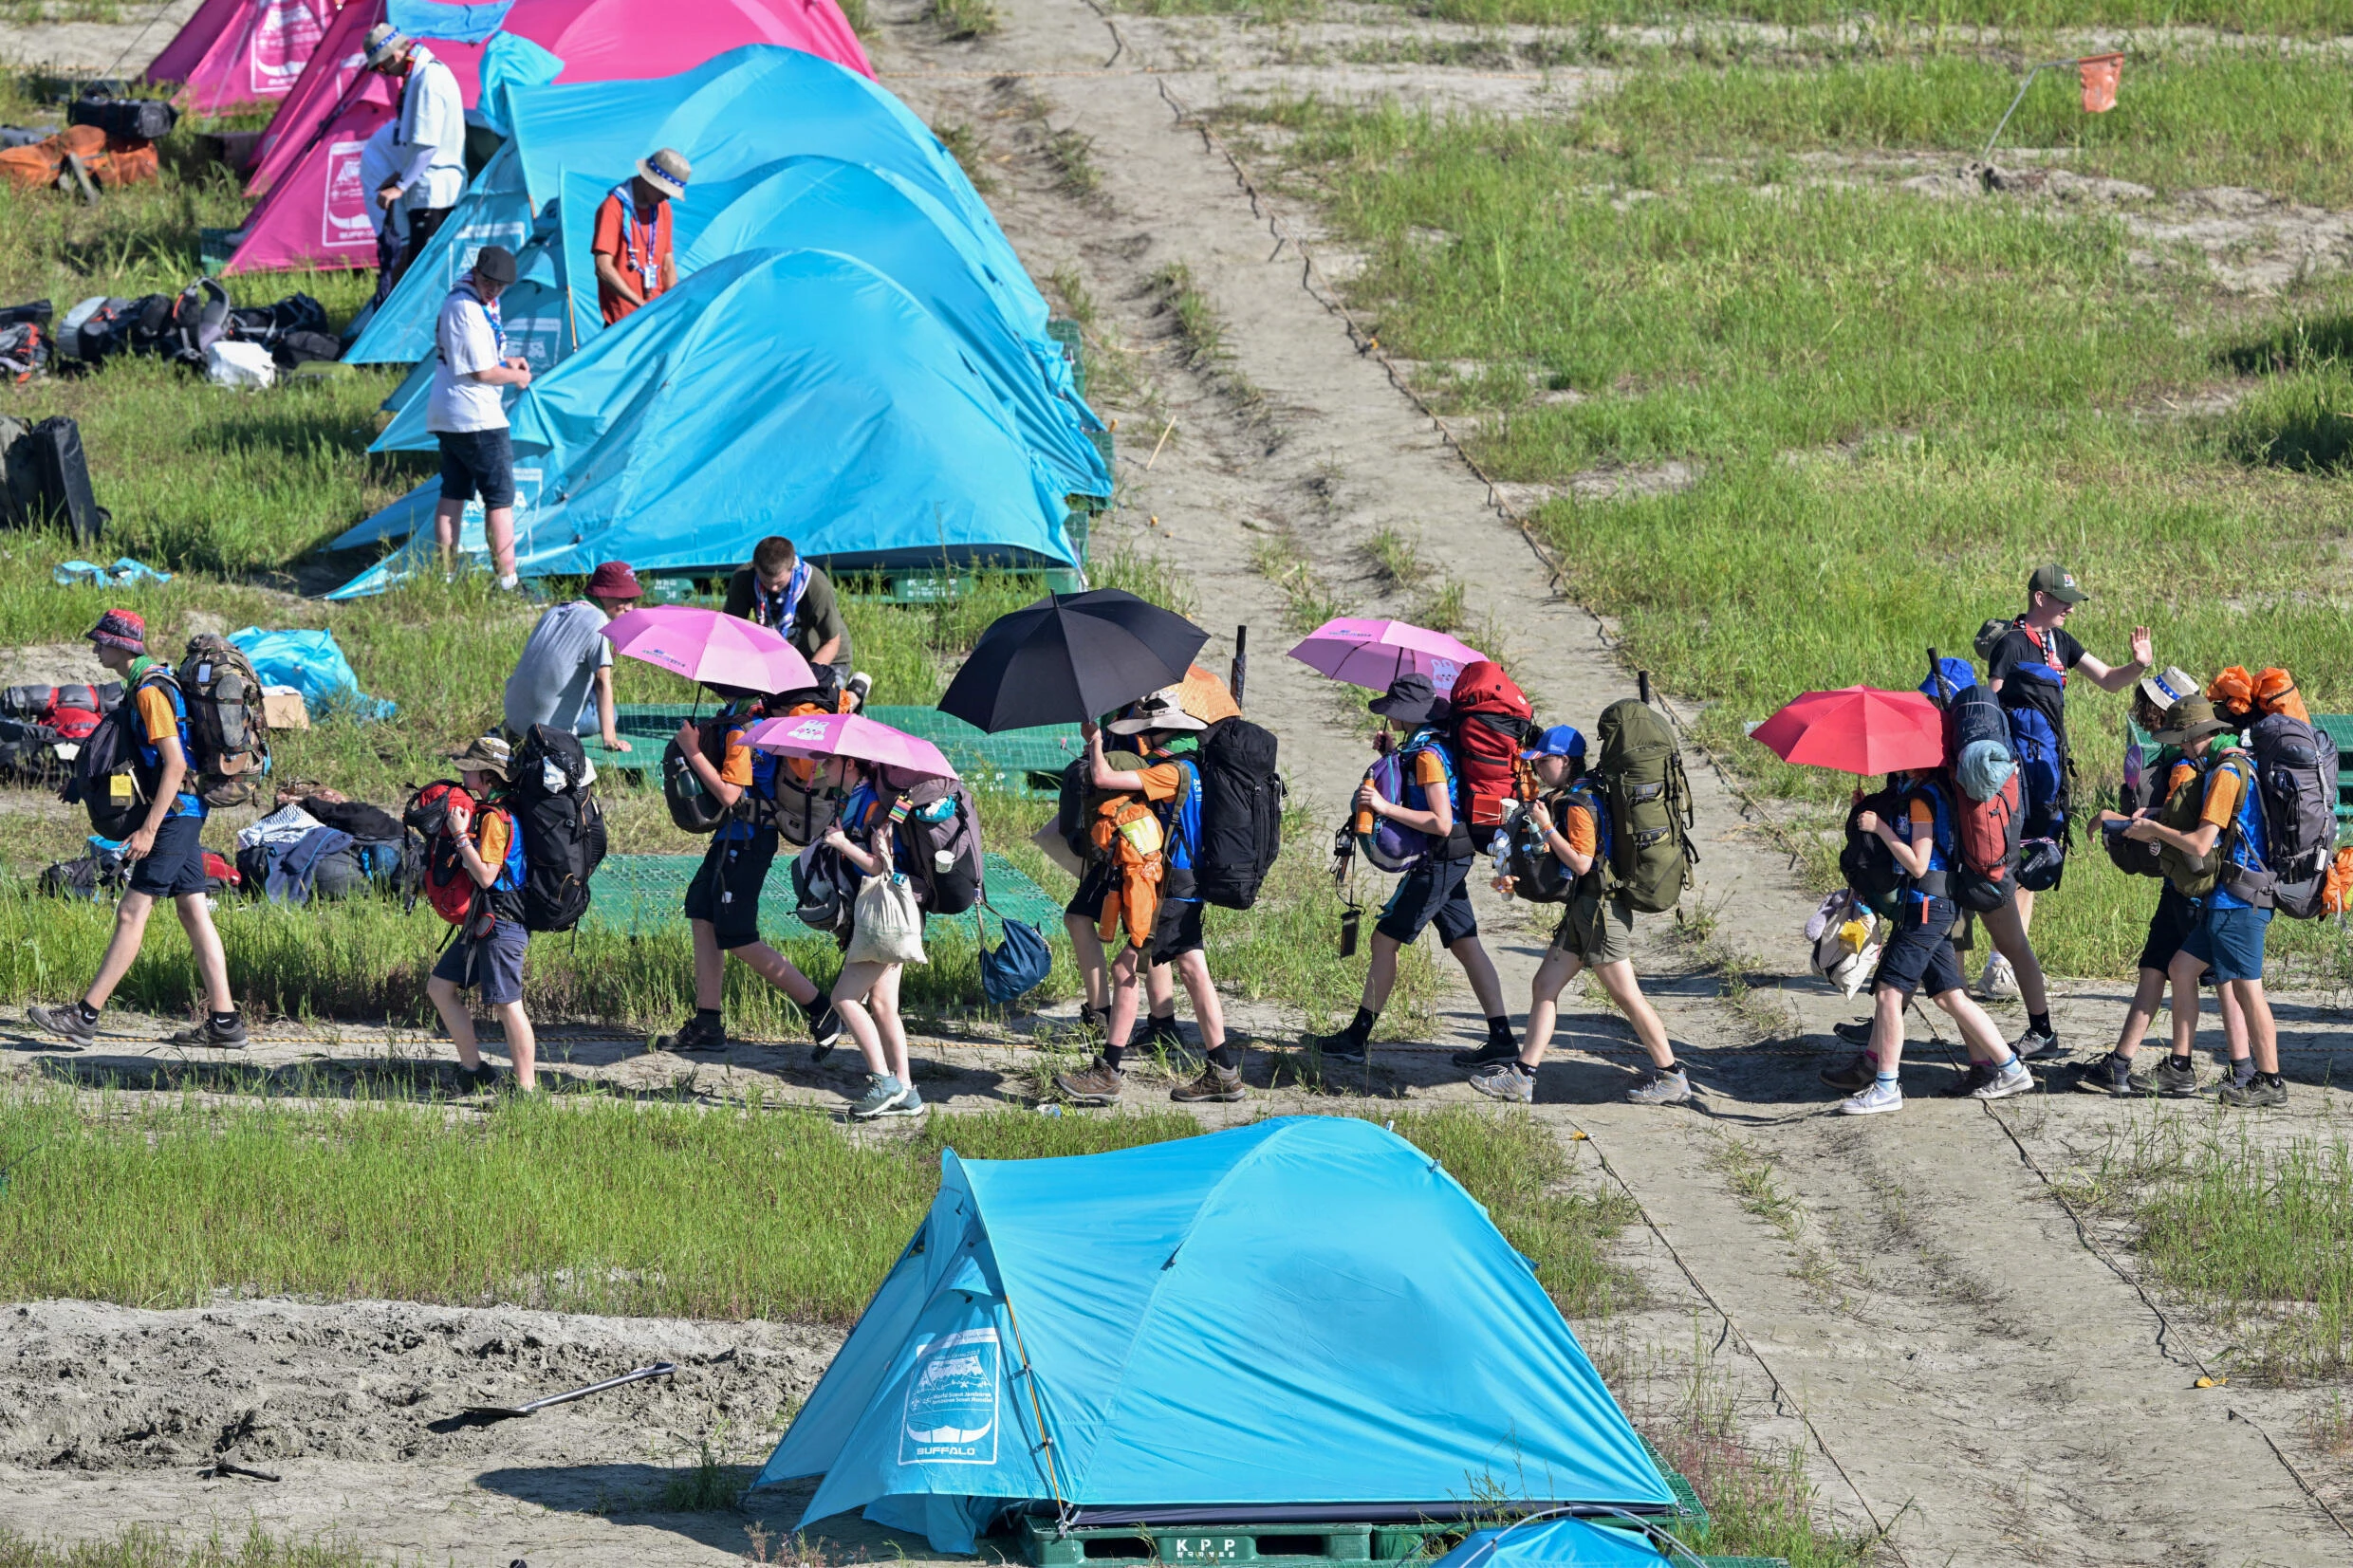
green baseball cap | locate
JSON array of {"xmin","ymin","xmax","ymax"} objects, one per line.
[{"xmin": 2028, "ymin": 563, "xmax": 2088, "ymax": 604}]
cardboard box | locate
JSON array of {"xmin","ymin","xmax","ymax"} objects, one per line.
[{"xmin": 261, "ymin": 687, "xmax": 309, "ymax": 731}]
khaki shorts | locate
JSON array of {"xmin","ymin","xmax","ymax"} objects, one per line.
[{"xmin": 1551, "ymin": 893, "xmax": 1634, "ymax": 968}]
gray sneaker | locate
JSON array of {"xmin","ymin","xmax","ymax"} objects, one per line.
[
  {"xmin": 877, "ymin": 1084, "xmax": 928, "ymax": 1117},
  {"xmin": 2154, "ymin": 1055, "xmax": 2200, "ymax": 1098},
  {"xmin": 1970, "ymin": 1059, "xmax": 2036, "ymax": 1101},
  {"xmin": 1626, "ymin": 1068, "xmax": 1692, "ymax": 1106},
  {"xmin": 2012, "ymin": 1025, "xmax": 2066, "ymax": 1061},
  {"xmin": 848, "ymin": 1073, "xmax": 909, "ymax": 1119},
  {"xmin": 166, "ymin": 1014, "xmax": 249, "ymax": 1049},
  {"xmin": 26, "ymin": 1003, "xmax": 95, "ymax": 1049},
  {"xmin": 1467, "ymin": 1062, "xmax": 1534, "ymax": 1103},
  {"xmin": 2076, "ymin": 1053, "xmax": 2146, "ymax": 1097},
  {"xmin": 2218, "ymin": 1075, "xmax": 2288, "ymax": 1110},
  {"xmin": 1938, "ymin": 1061, "xmax": 1998, "ymax": 1098}
]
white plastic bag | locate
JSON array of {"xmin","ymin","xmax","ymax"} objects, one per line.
[
  {"xmin": 1808, "ymin": 889, "xmax": 1881, "ymax": 999},
  {"xmin": 846, "ymin": 872, "xmax": 927, "ymax": 967},
  {"xmin": 206, "ymin": 340, "xmax": 276, "ymax": 390}
]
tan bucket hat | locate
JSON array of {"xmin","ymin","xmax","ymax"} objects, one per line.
[{"xmin": 637, "ymin": 147, "xmax": 691, "ymax": 201}]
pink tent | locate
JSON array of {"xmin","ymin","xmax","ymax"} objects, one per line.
[
  {"xmin": 225, "ymin": 0, "xmax": 872, "ymax": 275},
  {"xmin": 247, "ymin": 0, "xmax": 379, "ymax": 194},
  {"xmin": 145, "ymin": 0, "xmax": 338, "ymax": 115}
]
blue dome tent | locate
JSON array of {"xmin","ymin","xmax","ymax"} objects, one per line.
[{"xmin": 753, "ymin": 1116, "xmax": 1674, "ymax": 1555}]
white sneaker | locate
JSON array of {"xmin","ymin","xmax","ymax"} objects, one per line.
[
  {"xmin": 1977, "ymin": 952, "xmax": 2019, "ymax": 1000},
  {"xmin": 1970, "ymin": 1058, "xmax": 2035, "ymax": 1100},
  {"xmin": 1838, "ymin": 1079, "xmax": 1903, "ymax": 1116}
]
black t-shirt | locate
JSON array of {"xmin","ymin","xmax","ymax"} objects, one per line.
[{"xmin": 1987, "ymin": 624, "xmax": 2084, "ymax": 692}]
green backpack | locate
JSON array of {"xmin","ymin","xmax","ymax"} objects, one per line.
[{"xmin": 1594, "ymin": 697, "xmax": 1697, "ymax": 914}]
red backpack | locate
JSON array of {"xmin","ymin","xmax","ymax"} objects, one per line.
[
  {"xmin": 1448, "ymin": 660, "xmax": 1534, "ymax": 830},
  {"xmin": 40, "ymin": 685, "xmax": 103, "ymax": 741},
  {"xmin": 404, "ymin": 781, "xmax": 485, "ymax": 929}
]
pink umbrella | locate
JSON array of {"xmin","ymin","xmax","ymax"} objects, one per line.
[
  {"xmin": 743, "ymin": 712, "xmax": 958, "ymax": 782},
  {"xmin": 602, "ymin": 606, "xmax": 814, "ymax": 694},
  {"xmin": 1288, "ymin": 618, "xmax": 1488, "ymax": 694}
]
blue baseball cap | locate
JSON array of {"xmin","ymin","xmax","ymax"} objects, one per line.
[{"xmin": 1521, "ymin": 724, "xmax": 1586, "ymax": 760}]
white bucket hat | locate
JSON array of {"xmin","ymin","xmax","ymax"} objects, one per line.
[{"xmin": 1107, "ymin": 686, "xmax": 1207, "ymax": 736}]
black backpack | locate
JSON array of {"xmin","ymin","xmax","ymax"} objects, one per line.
[
  {"xmin": 662, "ymin": 715, "xmax": 733, "ymax": 834},
  {"xmin": 67, "ymin": 95, "xmax": 177, "ymax": 142},
  {"xmin": 2, "ymin": 415, "xmax": 107, "ymax": 544},
  {"xmin": 893, "ymin": 773, "xmax": 984, "ymax": 914},
  {"xmin": 1840, "ymin": 784, "xmax": 1908, "ymax": 920},
  {"xmin": 1498, "ymin": 788, "xmax": 1579, "ymax": 905},
  {"xmin": 63, "ymin": 669, "xmax": 174, "ymax": 838},
  {"xmin": 1055, "ymin": 756, "xmax": 1093, "ymax": 867},
  {"xmin": 1193, "ymin": 717, "xmax": 1284, "ymax": 910},
  {"xmin": 509, "ymin": 725, "xmax": 606, "ymax": 932}
]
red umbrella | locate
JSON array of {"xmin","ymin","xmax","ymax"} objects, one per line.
[{"xmin": 1752, "ymin": 686, "xmax": 1945, "ymax": 776}]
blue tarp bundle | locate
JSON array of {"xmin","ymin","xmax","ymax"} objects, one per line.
[
  {"xmin": 343, "ymin": 44, "xmax": 1042, "ymax": 368},
  {"xmin": 754, "ymin": 1116, "xmax": 1673, "ymax": 1555},
  {"xmin": 1430, "ymin": 1522, "xmax": 1670, "ymax": 1568},
  {"xmin": 369, "ymin": 155, "xmax": 1106, "ymax": 502},
  {"xmin": 327, "ymin": 248, "xmax": 1077, "ymax": 599},
  {"xmin": 229, "ymin": 627, "xmax": 397, "ymax": 721}
]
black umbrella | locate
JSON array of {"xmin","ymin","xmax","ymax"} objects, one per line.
[{"xmin": 939, "ymin": 590, "xmax": 1209, "ymax": 732}]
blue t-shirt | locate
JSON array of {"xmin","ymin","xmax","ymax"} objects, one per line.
[
  {"xmin": 2200, "ymin": 751, "xmax": 2270, "ymax": 913},
  {"xmin": 1894, "ymin": 774, "xmax": 1953, "ymax": 910}
]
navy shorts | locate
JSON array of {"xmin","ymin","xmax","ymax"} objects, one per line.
[
  {"xmin": 2181, "ymin": 901, "xmax": 2270, "ymax": 986},
  {"xmin": 432, "ymin": 918, "xmax": 528, "ymax": 1006},
  {"xmin": 1377, "ymin": 855, "xmax": 1478, "ymax": 947},
  {"xmin": 127, "ymin": 812, "xmax": 210, "ymax": 899},
  {"xmin": 437, "ymin": 426, "xmax": 515, "ymax": 508},
  {"xmin": 1877, "ymin": 896, "xmax": 1965, "ymax": 1000},
  {"xmin": 685, "ymin": 831, "xmax": 777, "ymax": 950},
  {"xmin": 2138, "ymin": 883, "xmax": 2204, "ymax": 978},
  {"xmin": 1147, "ymin": 896, "xmax": 1206, "ymax": 964},
  {"xmin": 1067, "ymin": 861, "xmax": 1115, "ymax": 923}
]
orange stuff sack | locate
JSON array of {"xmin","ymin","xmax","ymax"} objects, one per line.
[
  {"xmin": 0, "ymin": 125, "xmax": 158, "ymax": 193},
  {"xmin": 91, "ymin": 140, "xmax": 160, "ymax": 188},
  {"xmin": 0, "ymin": 139, "xmax": 62, "ymax": 192},
  {"xmin": 2207, "ymin": 666, "xmax": 2257, "ymax": 724},
  {"xmin": 2254, "ymin": 667, "xmax": 2312, "ymax": 725},
  {"xmin": 2325, "ymin": 846, "xmax": 2353, "ymax": 918},
  {"xmin": 1091, "ymin": 795, "xmax": 1164, "ymax": 948}
]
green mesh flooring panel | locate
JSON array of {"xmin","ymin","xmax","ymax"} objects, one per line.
[
  {"xmin": 584, "ymin": 851, "xmax": 1065, "ymax": 937},
  {"xmin": 576, "ymin": 705, "xmax": 1079, "ymax": 798}
]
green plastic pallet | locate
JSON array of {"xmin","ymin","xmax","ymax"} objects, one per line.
[
  {"xmin": 1047, "ymin": 316, "xmax": 1087, "ymax": 401},
  {"xmin": 576, "ymin": 704, "xmax": 1079, "ymax": 800},
  {"xmin": 583, "ymin": 851, "xmax": 1065, "ymax": 938}
]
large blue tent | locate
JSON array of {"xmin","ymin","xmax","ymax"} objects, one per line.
[
  {"xmin": 369, "ymin": 156, "xmax": 1106, "ymax": 501},
  {"xmin": 343, "ymin": 43, "xmax": 1042, "ymax": 367},
  {"xmin": 754, "ymin": 1116, "xmax": 1673, "ymax": 1555},
  {"xmin": 327, "ymin": 247, "xmax": 1076, "ymax": 599}
]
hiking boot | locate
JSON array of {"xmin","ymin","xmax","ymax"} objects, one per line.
[
  {"xmin": 2012, "ymin": 1024, "xmax": 2065, "ymax": 1061},
  {"xmin": 1171, "ymin": 1063, "xmax": 1246, "ymax": 1103},
  {"xmin": 26, "ymin": 1004, "xmax": 95, "ymax": 1049},
  {"xmin": 877, "ymin": 1084, "xmax": 927, "ymax": 1118},
  {"xmin": 1819, "ymin": 1052, "xmax": 1876, "ymax": 1093},
  {"xmin": 1837, "ymin": 1079, "xmax": 1903, "ymax": 1116},
  {"xmin": 1467, "ymin": 1061, "xmax": 1535, "ymax": 1104},
  {"xmin": 2153, "ymin": 1055, "xmax": 2201, "ymax": 1098},
  {"xmin": 656, "ymin": 1013, "xmax": 727, "ymax": 1054},
  {"xmin": 1938, "ymin": 1061, "xmax": 1998, "ymax": 1098},
  {"xmin": 1139, "ymin": 1013, "xmax": 1186, "ymax": 1051},
  {"xmin": 1305, "ymin": 1027, "xmax": 1368, "ymax": 1063},
  {"xmin": 848, "ymin": 1073, "xmax": 910, "ymax": 1119},
  {"xmin": 168, "ymin": 1014, "xmax": 249, "ymax": 1049},
  {"xmin": 1831, "ymin": 1019, "xmax": 1876, "ymax": 1047},
  {"xmin": 1971, "ymin": 1058, "xmax": 2036, "ymax": 1101},
  {"xmin": 2076, "ymin": 1053, "xmax": 2146, "ymax": 1098},
  {"xmin": 1977, "ymin": 953, "xmax": 2019, "ymax": 1001},
  {"xmin": 1626, "ymin": 1068, "xmax": 1693, "ymax": 1107},
  {"xmin": 806, "ymin": 1001, "xmax": 842, "ymax": 1061},
  {"xmin": 1055, "ymin": 1059, "xmax": 1124, "ymax": 1104},
  {"xmin": 2217, "ymin": 1075, "xmax": 2288, "ymax": 1110},
  {"xmin": 1450, "ymin": 1036, "xmax": 1520, "ymax": 1071}
]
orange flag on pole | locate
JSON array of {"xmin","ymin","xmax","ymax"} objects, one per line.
[{"xmin": 2079, "ymin": 54, "xmax": 2123, "ymax": 114}]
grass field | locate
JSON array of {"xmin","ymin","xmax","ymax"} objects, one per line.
[
  {"xmin": 0, "ymin": 1527, "xmax": 369, "ymax": 1568},
  {"xmin": 1229, "ymin": 45, "xmax": 2353, "ymax": 978},
  {"xmin": 1114, "ymin": 0, "xmax": 2353, "ymax": 32}
]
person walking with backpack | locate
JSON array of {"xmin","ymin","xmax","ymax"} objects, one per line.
[
  {"xmin": 2118, "ymin": 696, "xmax": 2286, "ymax": 1107},
  {"xmin": 826, "ymin": 761, "xmax": 927, "ymax": 1119},
  {"xmin": 30, "ymin": 612, "xmax": 245, "ymax": 1050},
  {"xmin": 1470, "ymin": 727, "xmax": 1687, "ymax": 1106},
  {"xmin": 1055, "ymin": 690, "xmax": 1246, "ymax": 1107},
  {"xmin": 427, "ymin": 245, "xmax": 532, "ymax": 588},
  {"xmin": 1827, "ymin": 768, "xmax": 2031, "ymax": 1114},
  {"xmin": 653, "ymin": 696, "xmax": 841, "ymax": 1058},
  {"xmin": 1976, "ymin": 564, "xmax": 2154, "ymax": 998},
  {"xmin": 421, "ymin": 737, "xmax": 536, "ymax": 1093},
  {"xmin": 1306, "ymin": 673, "xmax": 1511, "ymax": 1065},
  {"xmin": 722, "ymin": 537, "xmax": 866, "ymax": 705}
]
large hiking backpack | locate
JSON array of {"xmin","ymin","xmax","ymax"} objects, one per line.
[
  {"xmin": 1841, "ymin": 784, "xmax": 1908, "ymax": 919},
  {"xmin": 1195, "ymin": 716, "xmax": 1283, "ymax": 909},
  {"xmin": 2, "ymin": 415, "xmax": 107, "ymax": 544},
  {"xmin": 1055, "ymin": 756, "xmax": 1094, "ymax": 869},
  {"xmin": 1355, "ymin": 747, "xmax": 1430, "ymax": 873},
  {"xmin": 1593, "ymin": 697, "xmax": 1695, "ymax": 913},
  {"xmin": 2157, "ymin": 757, "xmax": 2231, "ymax": 901},
  {"xmin": 510, "ymin": 724, "xmax": 605, "ymax": 932},
  {"xmin": 2245, "ymin": 712, "xmax": 2338, "ymax": 918},
  {"xmin": 1931, "ymin": 670, "xmax": 2023, "ymax": 913},
  {"xmin": 159, "ymin": 278, "xmax": 233, "ymax": 368},
  {"xmin": 661, "ymin": 715, "xmax": 732, "ymax": 834},
  {"xmin": 63, "ymin": 668, "xmax": 175, "ymax": 838},
  {"xmin": 893, "ymin": 773, "xmax": 984, "ymax": 914},
  {"xmin": 1448, "ymin": 660, "xmax": 1534, "ymax": 829},
  {"xmin": 767, "ymin": 698, "xmax": 841, "ymax": 847},
  {"xmin": 404, "ymin": 781, "xmax": 485, "ymax": 928},
  {"xmin": 178, "ymin": 634, "xmax": 270, "ymax": 808},
  {"xmin": 1497, "ymin": 786, "xmax": 1587, "ymax": 905}
]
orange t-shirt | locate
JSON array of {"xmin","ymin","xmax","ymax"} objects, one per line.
[{"xmin": 591, "ymin": 190, "xmax": 673, "ymax": 325}]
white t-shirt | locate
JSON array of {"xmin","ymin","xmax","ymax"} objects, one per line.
[
  {"xmin": 426, "ymin": 284, "xmax": 507, "ymax": 434},
  {"xmin": 389, "ymin": 45, "xmax": 466, "ymax": 212},
  {"xmin": 357, "ymin": 121, "xmax": 407, "ymax": 240}
]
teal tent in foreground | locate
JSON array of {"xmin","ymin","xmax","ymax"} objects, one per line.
[
  {"xmin": 754, "ymin": 1116, "xmax": 1672, "ymax": 1555},
  {"xmin": 326, "ymin": 246, "xmax": 1077, "ymax": 599}
]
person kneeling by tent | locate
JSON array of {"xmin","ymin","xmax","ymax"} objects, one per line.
[
  {"xmin": 420, "ymin": 735, "xmax": 537, "ymax": 1094},
  {"xmin": 1055, "ymin": 691, "xmax": 1246, "ymax": 1107},
  {"xmin": 593, "ymin": 148, "xmax": 688, "ymax": 325}
]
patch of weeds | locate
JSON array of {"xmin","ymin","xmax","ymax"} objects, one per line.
[
  {"xmin": 2309, "ymin": 1389, "xmax": 2353, "ymax": 1458},
  {"xmin": 1251, "ymin": 534, "xmax": 1351, "ymax": 636},
  {"xmin": 0, "ymin": 1523, "xmax": 378, "ymax": 1568},
  {"xmin": 1042, "ymin": 120, "xmax": 1101, "ymax": 198},
  {"xmin": 1408, "ymin": 577, "xmax": 1470, "ymax": 636},
  {"xmin": 928, "ymin": 0, "xmax": 999, "ymax": 39},
  {"xmin": 929, "ymin": 121, "xmax": 994, "ymax": 194},
  {"xmin": 1363, "ymin": 526, "xmax": 1429, "ymax": 591},
  {"xmin": 1150, "ymin": 262, "xmax": 1271, "ymax": 427},
  {"xmin": 656, "ymin": 1432, "xmax": 756, "ymax": 1512},
  {"xmin": 1707, "ymin": 1135, "xmax": 1801, "ymax": 1245},
  {"xmin": 1049, "ymin": 264, "xmax": 1147, "ymax": 410}
]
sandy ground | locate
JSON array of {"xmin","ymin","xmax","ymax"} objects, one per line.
[
  {"xmin": 0, "ymin": 0, "xmax": 200, "ymax": 76},
  {"xmin": 3, "ymin": 3, "xmax": 2353, "ymax": 1564}
]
